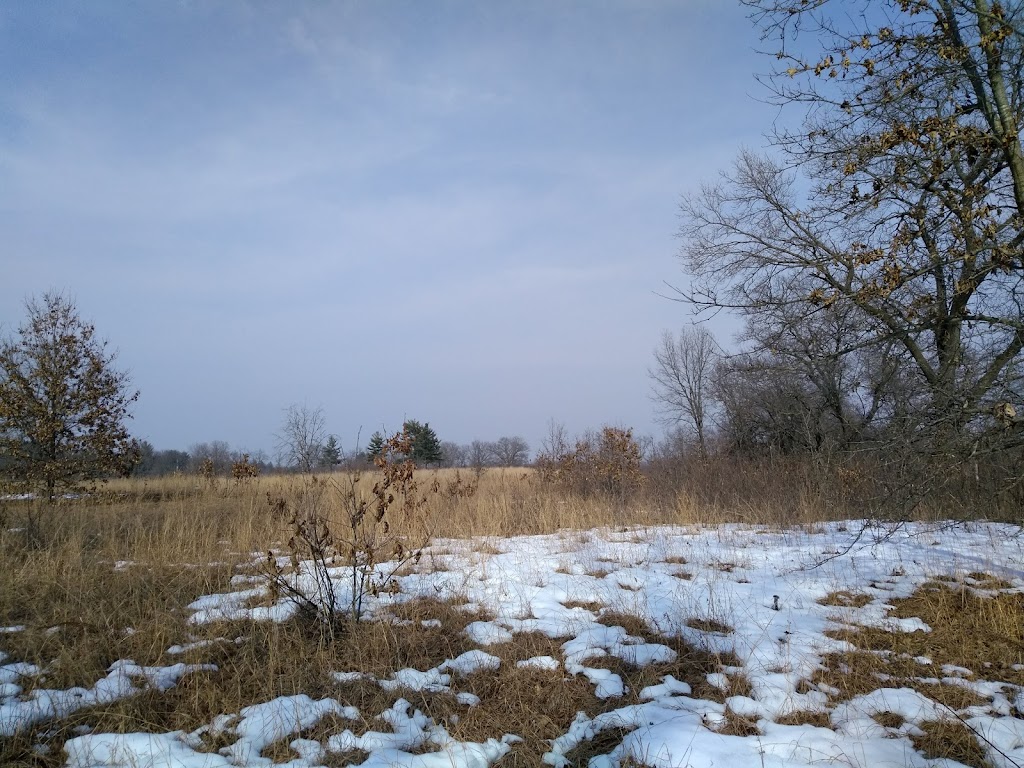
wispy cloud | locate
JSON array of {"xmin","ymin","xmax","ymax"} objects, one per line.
[{"xmin": 1, "ymin": 1, "xmax": 767, "ymax": 451}]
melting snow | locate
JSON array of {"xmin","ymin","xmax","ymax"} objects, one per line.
[{"xmin": 1, "ymin": 520, "xmax": 1022, "ymax": 767}]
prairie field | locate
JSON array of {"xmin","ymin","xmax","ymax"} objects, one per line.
[{"xmin": 1, "ymin": 467, "xmax": 1022, "ymax": 768}]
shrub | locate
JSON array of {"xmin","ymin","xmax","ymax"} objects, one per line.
[{"xmin": 536, "ymin": 426, "xmax": 644, "ymax": 506}]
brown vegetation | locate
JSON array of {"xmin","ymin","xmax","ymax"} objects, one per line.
[{"xmin": 0, "ymin": 467, "xmax": 1020, "ymax": 766}]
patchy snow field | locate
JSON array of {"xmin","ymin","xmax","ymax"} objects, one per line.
[{"xmin": 3, "ymin": 520, "xmax": 1024, "ymax": 767}]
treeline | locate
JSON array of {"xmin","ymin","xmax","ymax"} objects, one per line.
[
  {"xmin": 133, "ymin": 441, "xmax": 273, "ymax": 477},
  {"xmin": 132, "ymin": 432, "xmax": 537, "ymax": 478}
]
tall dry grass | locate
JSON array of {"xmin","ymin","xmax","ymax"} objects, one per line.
[{"xmin": 1, "ymin": 458, "xmax": 1017, "ymax": 765}]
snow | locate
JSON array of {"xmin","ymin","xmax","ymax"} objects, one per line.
[
  {"xmin": 438, "ymin": 650, "xmax": 502, "ymax": 677},
  {"xmin": 464, "ymin": 620, "xmax": 514, "ymax": 645},
  {"xmin": 516, "ymin": 655, "xmax": 561, "ymax": 671},
  {"xmin": 2, "ymin": 520, "xmax": 1022, "ymax": 767},
  {"xmin": 638, "ymin": 674, "xmax": 691, "ymax": 700},
  {"xmin": 378, "ymin": 667, "xmax": 452, "ymax": 693},
  {"xmin": 324, "ymin": 699, "xmax": 511, "ymax": 763}
]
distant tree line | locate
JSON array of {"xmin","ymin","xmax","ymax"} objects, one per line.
[
  {"xmin": 131, "ymin": 440, "xmax": 276, "ymax": 478},
  {"xmin": 436, "ymin": 436, "xmax": 531, "ymax": 469},
  {"xmin": 130, "ymin": 419, "xmax": 536, "ymax": 478}
]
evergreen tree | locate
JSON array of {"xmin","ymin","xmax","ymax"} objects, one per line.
[
  {"xmin": 320, "ymin": 435, "xmax": 341, "ymax": 468},
  {"xmin": 403, "ymin": 420, "xmax": 443, "ymax": 466},
  {"xmin": 366, "ymin": 431, "xmax": 385, "ymax": 460}
]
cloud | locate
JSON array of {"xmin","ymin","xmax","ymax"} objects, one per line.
[{"xmin": 1, "ymin": 0, "xmax": 769, "ymax": 451}]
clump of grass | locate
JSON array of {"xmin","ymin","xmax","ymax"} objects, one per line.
[
  {"xmin": 964, "ymin": 572, "xmax": 1013, "ymax": 590},
  {"xmin": 452, "ymin": 667, "xmax": 598, "ymax": 758},
  {"xmin": 326, "ymin": 749, "xmax": 371, "ymax": 767},
  {"xmin": 595, "ymin": 611, "xmax": 654, "ymax": 638},
  {"xmin": 260, "ymin": 738, "xmax": 301, "ymax": 763},
  {"xmin": 560, "ymin": 726, "xmax": 635, "ymax": 766},
  {"xmin": 775, "ymin": 710, "xmax": 831, "ymax": 728},
  {"xmin": 723, "ymin": 672, "xmax": 754, "ymax": 699},
  {"xmin": 910, "ymin": 720, "xmax": 990, "ymax": 768},
  {"xmin": 686, "ymin": 618, "xmax": 733, "ymax": 635},
  {"xmin": 386, "ymin": 595, "xmax": 492, "ymax": 629},
  {"xmin": 716, "ymin": 707, "xmax": 761, "ymax": 736},
  {"xmin": 818, "ymin": 591, "xmax": 873, "ymax": 608},
  {"xmin": 562, "ymin": 600, "xmax": 604, "ymax": 612},
  {"xmin": 872, "ymin": 711, "xmax": 906, "ymax": 729},
  {"xmin": 916, "ymin": 682, "xmax": 988, "ymax": 710}
]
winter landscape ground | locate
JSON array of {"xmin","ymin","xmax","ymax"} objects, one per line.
[{"xmin": 1, "ymin": 474, "xmax": 1023, "ymax": 768}]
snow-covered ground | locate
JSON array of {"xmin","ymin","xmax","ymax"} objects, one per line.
[{"xmin": 2, "ymin": 520, "xmax": 1023, "ymax": 767}]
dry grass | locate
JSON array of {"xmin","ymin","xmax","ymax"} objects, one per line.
[
  {"xmin": 685, "ymin": 618, "xmax": 733, "ymax": 635},
  {"xmin": 715, "ymin": 707, "xmax": 762, "ymax": 736},
  {"xmin": 872, "ymin": 711, "xmax": 906, "ymax": 729},
  {"xmin": 775, "ymin": 710, "xmax": 831, "ymax": 728},
  {"xmin": 805, "ymin": 574, "xmax": 1021, "ymax": 768},
  {"xmin": 562, "ymin": 600, "xmax": 604, "ymax": 613},
  {"xmin": 911, "ymin": 720, "xmax": 991, "ymax": 768},
  {"xmin": 1, "ymin": 471, "xmax": 1020, "ymax": 766},
  {"xmin": 818, "ymin": 590, "xmax": 873, "ymax": 608},
  {"xmin": 820, "ymin": 579, "xmax": 1024, "ymax": 697},
  {"xmin": 560, "ymin": 727, "xmax": 635, "ymax": 766},
  {"xmin": 79, "ymin": 458, "xmax": 852, "ymax": 543},
  {"xmin": 0, "ymin": 485, "xmax": 744, "ymax": 768}
]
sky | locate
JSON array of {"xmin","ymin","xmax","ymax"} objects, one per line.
[{"xmin": 0, "ymin": 1, "xmax": 779, "ymax": 457}]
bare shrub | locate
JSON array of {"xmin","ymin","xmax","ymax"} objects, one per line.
[{"xmin": 262, "ymin": 429, "xmax": 476, "ymax": 641}]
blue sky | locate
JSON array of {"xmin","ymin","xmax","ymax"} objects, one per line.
[{"xmin": 1, "ymin": 1, "xmax": 776, "ymax": 456}]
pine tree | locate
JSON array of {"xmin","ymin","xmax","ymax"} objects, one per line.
[
  {"xmin": 366, "ymin": 431, "xmax": 385, "ymax": 460},
  {"xmin": 403, "ymin": 420, "xmax": 443, "ymax": 466},
  {"xmin": 320, "ymin": 435, "xmax": 341, "ymax": 468}
]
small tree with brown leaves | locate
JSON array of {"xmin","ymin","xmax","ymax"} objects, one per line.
[
  {"xmin": 0, "ymin": 293, "xmax": 139, "ymax": 501},
  {"xmin": 536, "ymin": 425, "xmax": 645, "ymax": 507},
  {"xmin": 231, "ymin": 453, "xmax": 260, "ymax": 483},
  {"xmin": 264, "ymin": 428, "xmax": 475, "ymax": 640}
]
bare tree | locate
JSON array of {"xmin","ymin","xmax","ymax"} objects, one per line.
[
  {"xmin": 275, "ymin": 404, "xmax": 327, "ymax": 473},
  {"xmin": 489, "ymin": 436, "xmax": 531, "ymax": 467},
  {"xmin": 189, "ymin": 440, "xmax": 234, "ymax": 475},
  {"xmin": 439, "ymin": 441, "xmax": 468, "ymax": 468},
  {"xmin": 649, "ymin": 326, "xmax": 720, "ymax": 458},
  {"xmin": 681, "ymin": 2, "xmax": 1024, "ymax": 444},
  {"xmin": 468, "ymin": 440, "xmax": 493, "ymax": 471},
  {"xmin": 538, "ymin": 419, "xmax": 571, "ymax": 464},
  {"xmin": 672, "ymin": 0, "xmax": 1024, "ymax": 513},
  {"xmin": 729, "ymin": 301, "xmax": 909, "ymax": 452}
]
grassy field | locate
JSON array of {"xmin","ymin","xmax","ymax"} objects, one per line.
[{"xmin": 1, "ymin": 468, "xmax": 1021, "ymax": 767}]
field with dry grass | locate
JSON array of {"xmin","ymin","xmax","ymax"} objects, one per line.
[{"xmin": 1, "ymin": 470, "xmax": 1022, "ymax": 768}]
